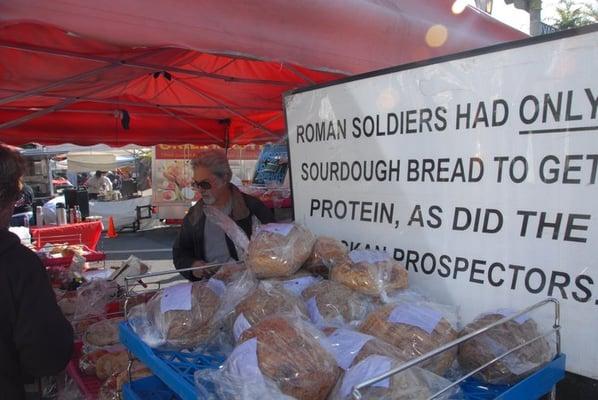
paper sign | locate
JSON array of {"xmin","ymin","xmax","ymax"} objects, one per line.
[
  {"xmin": 226, "ymin": 338, "xmax": 265, "ymax": 385},
  {"xmin": 207, "ymin": 278, "xmax": 226, "ymax": 298},
  {"xmin": 349, "ymin": 250, "xmax": 390, "ymax": 264},
  {"xmin": 306, "ymin": 296, "xmax": 327, "ymax": 327},
  {"xmin": 160, "ymin": 283, "xmax": 193, "ymax": 313},
  {"xmin": 388, "ymin": 303, "xmax": 443, "ymax": 334},
  {"xmin": 328, "ymin": 328, "xmax": 374, "ymax": 370},
  {"xmin": 283, "ymin": 276, "xmax": 319, "ymax": 296},
  {"xmin": 234, "ymin": 313, "xmax": 252, "ymax": 342},
  {"xmin": 340, "ymin": 355, "xmax": 392, "ymax": 399},
  {"xmin": 258, "ymin": 223, "xmax": 294, "ymax": 236}
]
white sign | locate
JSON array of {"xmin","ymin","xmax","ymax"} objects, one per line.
[{"xmin": 286, "ymin": 30, "xmax": 598, "ymax": 378}]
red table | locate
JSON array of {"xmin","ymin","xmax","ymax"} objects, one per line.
[{"xmin": 30, "ymin": 221, "xmax": 104, "ymax": 250}]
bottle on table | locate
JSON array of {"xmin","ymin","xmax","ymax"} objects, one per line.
[
  {"xmin": 36, "ymin": 206, "xmax": 44, "ymax": 227},
  {"xmin": 56, "ymin": 203, "xmax": 67, "ymax": 226},
  {"xmin": 75, "ymin": 206, "xmax": 82, "ymax": 223}
]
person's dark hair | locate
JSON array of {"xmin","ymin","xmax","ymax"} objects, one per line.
[
  {"xmin": 95, "ymin": 170, "xmax": 102, "ymax": 178},
  {"xmin": 0, "ymin": 145, "xmax": 26, "ymax": 209}
]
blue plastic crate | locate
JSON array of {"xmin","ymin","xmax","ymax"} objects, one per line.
[
  {"xmin": 122, "ymin": 375, "xmax": 181, "ymax": 400},
  {"xmin": 119, "ymin": 322, "xmax": 224, "ymax": 400},
  {"xmin": 460, "ymin": 354, "xmax": 566, "ymax": 400}
]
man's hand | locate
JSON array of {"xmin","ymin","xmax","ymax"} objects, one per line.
[{"xmin": 191, "ymin": 260, "xmax": 207, "ymax": 279}]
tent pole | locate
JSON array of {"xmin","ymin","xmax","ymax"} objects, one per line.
[
  {"xmin": 174, "ymin": 79, "xmax": 280, "ymax": 140},
  {"xmin": 0, "ymin": 73, "xmax": 146, "ymax": 131},
  {"xmin": 230, "ymin": 113, "xmax": 282, "ymax": 144},
  {"xmin": 282, "ymin": 63, "xmax": 316, "ymax": 84},
  {"xmin": 0, "ymin": 89, "xmax": 273, "ymax": 111},
  {"xmin": 0, "ymin": 41, "xmax": 291, "ymax": 86},
  {"xmin": 0, "ymin": 49, "xmax": 167, "ymax": 106},
  {"xmin": 158, "ymin": 106, "xmax": 224, "ymax": 145}
]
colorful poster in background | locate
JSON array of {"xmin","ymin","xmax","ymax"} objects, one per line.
[{"xmin": 153, "ymin": 145, "xmax": 204, "ymax": 205}]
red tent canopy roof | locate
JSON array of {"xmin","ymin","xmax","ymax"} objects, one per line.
[{"xmin": 0, "ymin": 1, "xmax": 526, "ymax": 147}]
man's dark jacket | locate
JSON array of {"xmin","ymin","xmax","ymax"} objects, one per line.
[
  {"xmin": 0, "ymin": 229, "xmax": 74, "ymax": 400},
  {"xmin": 173, "ymin": 184, "xmax": 275, "ymax": 281}
]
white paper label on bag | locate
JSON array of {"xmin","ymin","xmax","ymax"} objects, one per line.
[
  {"xmin": 207, "ymin": 278, "xmax": 226, "ymax": 298},
  {"xmin": 226, "ymin": 338, "xmax": 265, "ymax": 386},
  {"xmin": 493, "ymin": 308, "xmax": 531, "ymax": 325},
  {"xmin": 283, "ymin": 276, "xmax": 319, "ymax": 296},
  {"xmin": 160, "ymin": 283, "xmax": 193, "ymax": 313},
  {"xmin": 328, "ymin": 328, "xmax": 374, "ymax": 370},
  {"xmin": 349, "ymin": 250, "xmax": 390, "ymax": 264},
  {"xmin": 258, "ymin": 223, "xmax": 294, "ymax": 236},
  {"xmin": 234, "ymin": 313, "xmax": 252, "ymax": 342},
  {"xmin": 340, "ymin": 355, "xmax": 392, "ymax": 399},
  {"xmin": 306, "ymin": 296, "xmax": 327, "ymax": 327},
  {"xmin": 388, "ymin": 303, "xmax": 443, "ymax": 334}
]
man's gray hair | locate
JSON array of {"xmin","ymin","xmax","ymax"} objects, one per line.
[{"xmin": 191, "ymin": 149, "xmax": 232, "ymax": 182}]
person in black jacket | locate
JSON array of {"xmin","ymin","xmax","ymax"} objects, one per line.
[
  {"xmin": 173, "ymin": 149, "xmax": 274, "ymax": 281},
  {"xmin": 0, "ymin": 145, "xmax": 74, "ymax": 400}
]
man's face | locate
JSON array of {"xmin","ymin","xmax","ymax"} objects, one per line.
[{"xmin": 192, "ymin": 166, "xmax": 226, "ymax": 205}]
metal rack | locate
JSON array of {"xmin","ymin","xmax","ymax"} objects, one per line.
[{"xmin": 351, "ymin": 298, "xmax": 563, "ymax": 400}]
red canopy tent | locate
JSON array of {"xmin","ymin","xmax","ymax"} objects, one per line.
[{"xmin": 0, "ymin": 0, "xmax": 526, "ymax": 147}]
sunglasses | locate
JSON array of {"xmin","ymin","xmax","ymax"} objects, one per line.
[{"xmin": 192, "ymin": 180, "xmax": 212, "ymax": 190}]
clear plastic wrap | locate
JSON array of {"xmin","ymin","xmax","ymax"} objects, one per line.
[
  {"xmin": 301, "ymin": 280, "xmax": 372, "ymax": 328},
  {"xmin": 302, "ymin": 236, "xmax": 348, "ymax": 278},
  {"xmin": 231, "ymin": 281, "xmax": 308, "ymax": 342},
  {"xmin": 331, "ymin": 250, "xmax": 408, "ymax": 298},
  {"xmin": 95, "ymin": 350, "xmax": 129, "ymax": 380},
  {"xmin": 73, "ymin": 279, "xmax": 120, "ymax": 320},
  {"xmin": 359, "ymin": 300, "xmax": 459, "ymax": 376},
  {"xmin": 275, "ymin": 272, "xmax": 322, "ymax": 296},
  {"xmin": 195, "ymin": 315, "xmax": 340, "ymax": 400},
  {"xmin": 82, "ymin": 318, "xmax": 124, "ymax": 352},
  {"xmin": 108, "ymin": 255, "xmax": 150, "ymax": 285},
  {"xmin": 212, "ymin": 262, "xmax": 247, "ymax": 284},
  {"xmin": 98, "ymin": 360, "xmax": 151, "ymax": 399},
  {"xmin": 324, "ymin": 327, "xmax": 409, "ymax": 370},
  {"xmin": 128, "ymin": 280, "xmax": 221, "ymax": 349},
  {"xmin": 458, "ymin": 311, "xmax": 554, "ymax": 384},
  {"xmin": 204, "ymin": 205, "xmax": 250, "ymax": 258},
  {"xmin": 247, "ymin": 223, "xmax": 316, "ymax": 278},
  {"xmin": 329, "ymin": 354, "xmax": 456, "ymax": 400}
]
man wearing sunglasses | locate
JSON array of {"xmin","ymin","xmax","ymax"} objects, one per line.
[{"xmin": 172, "ymin": 149, "xmax": 274, "ymax": 280}]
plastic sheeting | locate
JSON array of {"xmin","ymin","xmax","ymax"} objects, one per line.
[{"xmin": 0, "ymin": 1, "xmax": 525, "ymax": 147}]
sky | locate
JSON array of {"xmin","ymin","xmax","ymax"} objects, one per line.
[{"xmin": 466, "ymin": 0, "xmax": 594, "ymax": 33}]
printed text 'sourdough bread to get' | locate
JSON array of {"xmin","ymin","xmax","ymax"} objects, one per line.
[
  {"xmin": 458, "ymin": 312, "xmax": 553, "ymax": 384},
  {"xmin": 331, "ymin": 250, "xmax": 408, "ymax": 297},
  {"xmin": 247, "ymin": 223, "xmax": 315, "ymax": 278},
  {"xmin": 359, "ymin": 303, "xmax": 458, "ymax": 375}
]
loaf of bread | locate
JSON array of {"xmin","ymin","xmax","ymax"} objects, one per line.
[
  {"xmin": 83, "ymin": 318, "xmax": 123, "ymax": 349},
  {"xmin": 301, "ymin": 280, "xmax": 371, "ymax": 327},
  {"xmin": 95, "ymin": 351, "xmax": 129, "ymax": 380},
  {"xmin": 232, "ymin": 281, "xmax": 308, "ymax": 341},
  {"xmin": 331, "ymin": 250, "xmax": 408, "ymax": 297},
  {"xmin": 79, "ymin": 349, "xmax": 109, "ymax": 376},
  {"xmin": 237, "ymin": 316, "xmax": 340, "ymax": 400},
  {"xmin": 303, "ymin": 236, "xmax": 348, "ymax": 278},
  {"xmin": 247, "ymin": 223, "xmax": 315, "ymax": 278},
  {"xmin": 359, "ymin": 303, "xmax": 458, "ymax": 375},
  {"xmin": 458, "ymin": 312, "xmax": 553, "ymax": 384},
  {"xmin": 139, "ymin": 281, "xmax": 221, "ymax": 348},
  {"xmin": 329, "ymin": 354, "xmax": 453, "ymax": 400}
]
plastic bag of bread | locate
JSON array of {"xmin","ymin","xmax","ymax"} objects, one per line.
[
  {"xmin": 274, "ymin": 272, "xmax": 321, "ymax": 296},
  {"xmin": 458, "ymin": 310, "xmax": 554, "ymax": 384},
  {"xmin": 79, "ymin": 347, "xmax": 123, "ymax": 376},
  {"xmin": 204, "ymin": 205, "xmax": 250, "ymax": 258},
  {"xmin": 247, "ymin": 223, "xmax": 315, "ymax": 278},
  {"xmin": 195, "ymin": 315, "xmax": 340, "ymax": 400},
  {"xmin": 301, "ymin": 280, "xmax": 372, "ymax": 328},
  {"xmin": 212, "ymin": 262, "xmax": 247, "ymax": 284},
  {"xmin": 98, "ymin": 361, "xmax": 151, "ymax": 400},
  {"xmin": 74, "ymin": 280, "xmax": 119, "ymax": 320},
  {"xmin": 128, "ymin": 280, "xmax": 221, "ymax": 348},
  {"xmin": 95, "ymin": 350, "xmax": 129, "ymax": 380},
  {"xmin": 82, "ymin": 318, "xmax": 123, "ymax": 351},
  {"xmin": 231, "ymin": 281, "xmax": 308, "ymax": 342},
  {"xmin": 302, "ymin": 236, "xmax": 348, "ymax": 278},
  {"xmin": 329, "ymin": 354, "xmax": 455, "ymax": 400},
  {"xmin": 331, "ymin": 250, "xmax": 407, "ymax": 298},
  {"xmin": 359, "ymin": 301, "xmax": 458, "ymax": 376}
]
